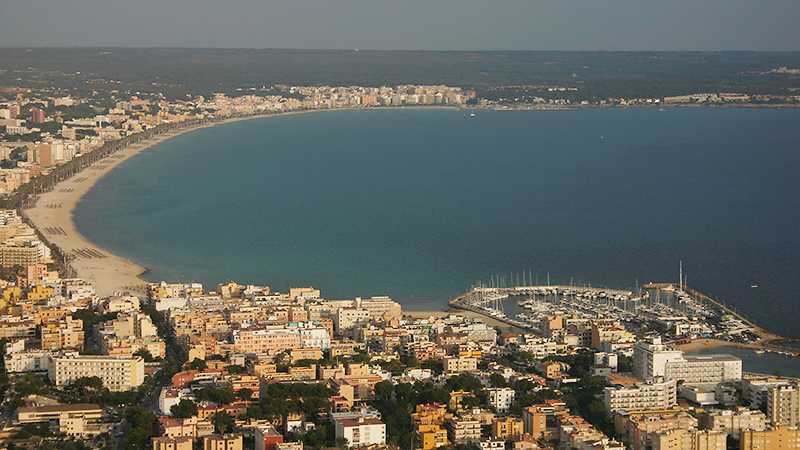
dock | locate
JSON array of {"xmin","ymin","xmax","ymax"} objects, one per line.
[
  {"xmin": 448, "ymin": 284, "xmax": 633, "ymax": 333},
  {"xmin": 449, "ymin": 282, "xmax": 799, "ymax": 353},
  {"xmin": 642, "ymin": 283, "xmax": 799, "ymax": 351}
]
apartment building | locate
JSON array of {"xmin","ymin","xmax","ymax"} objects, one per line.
[
  {"xmin": 334, "ymin": 417, "xmax": 386, "ymax": 448},
  {"xmin": 445, "ymin": 417, "xmax": 481, "ymax": 444},
  {"xmin": 486, "ymin": 388, "xmax": 516, "ymax": 414},
  {"xmin": 767, "ymin": 383, "xmax": 799, "ymax": 427},
  {"xmin": 152, "ymin": 436, "xmax": 194, "ymax": 450},
  {"xmin": 626, "ymin": 412, "xmax": 698, "ymax": 450},
  {"xmin": 604, "ymin": 378, "xmax": 678, "ymax": 413},
  {"xmin": 522, "ymin": 406, "xmax": 547, "ymax": 439},
  {"xmin": 650, "ymin": 429, "xmax": 727, "ymax": 450},
  {"xmin": 444, "ymin": 356, "xmax": 478, "ymax": 374},
  {"xmin": 203, "ymin": 434, "xmax": 244, "ymax": 450},
  {"xmin": 633, "ymin": 337, "xmax": 683, "ymax": 379},
  {"xmin": 417, "ymin": 423, "xmax": 449, "ymax": 450},
  {"xmin": 701, "ymin": 408, "xmax": 767, "ymax": 436},
  {"xmin": 741, "ymin": 426, "xmax": 800, "ymax": 450},
  {"xmin": 231, "ymin": 326, "xmax": 302, "ymax": 354},
  {"xmin": 48, "ymin": 353, "xmax": 145, "ymax": 392},
  {"xmin": 491, "ymin": 416, "xmax": 523, "ymax": 440}
]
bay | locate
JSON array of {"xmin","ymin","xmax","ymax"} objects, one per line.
[{"xmin": 74, "ymin": 107, "xmax": 800, "ymax": 336}]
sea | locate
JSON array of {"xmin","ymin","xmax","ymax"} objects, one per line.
[{"xmin": 74, "ymin": 107, "xmax": 800, "ymax": 344}]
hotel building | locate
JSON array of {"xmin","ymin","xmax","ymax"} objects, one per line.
[{"xmin": 48, "ymin": 353, "xmax": 145, "ymax": 392}]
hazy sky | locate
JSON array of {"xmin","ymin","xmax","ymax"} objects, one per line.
[{"xmin": 1, "ymin": 0, "xmax": 798, "ymax": 51}]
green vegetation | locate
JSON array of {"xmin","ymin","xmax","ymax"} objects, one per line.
[
  {"xmin": 170, "ymin": 398, "xmax": 199, "ymax": 418},
  {"xmin": 194, "ymin": 386, "xmax": 237, "ymax": 405},
  {"xmin": 261, "ymin": 383, "xmax": 334, "ymax": 424},
  {"xmin": 189, "ymin": 357, "xmax": 207, "ymax": 371},
  {"xmin": 0, "ymin": 48, "xmax": 797, "ymax": 101},
  {"xmin": 125, "ymin": 407, "xmax": 157, "ymax": 450}
]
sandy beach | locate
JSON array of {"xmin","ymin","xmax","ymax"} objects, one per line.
[
  {"xmin": 22, "ymin": 107, "xmax": 457, "ymax": 299},
  {"xmin": 675, "ymin": 338, "xmax": 749, "ymax": 352},
  {"xmin": 24, "ymin": 117, "xmax": 264, "ymax": 297}
]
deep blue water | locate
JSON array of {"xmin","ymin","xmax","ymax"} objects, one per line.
[{"xmin": 74, "ymin": 107, "xmax": 800, "ymax": 336}]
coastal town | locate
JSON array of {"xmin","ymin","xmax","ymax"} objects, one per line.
[
  {"xmin": 0, "ymin": 220, "xmax": 799, "ymax": 450},
  {"xmin": 1, "ymin": 78, "xmax": 800, "ymax": 450}
]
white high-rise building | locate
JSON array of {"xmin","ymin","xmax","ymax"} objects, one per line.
[
  {"xmin": 486, "ymin": 387, "xmax": 517, "ymax": 414},
  {"xmin": 664, "ymin": 354, "xmax": 742, "ymax": 383},
  {"xmin": 604, "ymin": 378, "xmax": 678, "ymax": 413},
  {"xmin": 633, "ymin": 337, "xmax": 683, "ymax": 380},
  {"xmin": 334, "ymin": 417, "xmax": 386, "ymax": 448}
]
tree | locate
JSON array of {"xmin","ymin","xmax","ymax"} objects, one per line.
[
  {"xmin": 170, "ymin": 399, "xmax": 198, "ymax": 418},
  {"xmin": 238, "ymin": 388, "xmax": 253, "ymax": 402},
  {"xmin": 213, "ymin": 410, "xmax": 233, "ymax": 434},
  {"xmin": 190, "ymin": 358, "xmax": 207, "ymax": 371},
  {"xmin": 226, "ymin": 364, "xmax": 244, "ymax": 374},
  {"xmin": 489, "ymin": 373, "xmax": 506, "ymax": 388},
  {"xmin": 336, "ymin": 436, "xmax": 349, "ymax": 450},
  {"xmin": 134, "ymin": 348, "xmax": 154, "ymax": 363},
  {"xmin": 460, "ymin": 396, "xmax": 481, "ymax": 409},
  {"xmin": 374, "ymin": 380, "xmax": 393, "ymax": 399}
]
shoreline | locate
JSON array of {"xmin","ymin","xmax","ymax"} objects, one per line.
[
  {"xmin": 24, "ymin": 114, "xmax": 279, "ymax": 297},
  {"xmin": 22, "ymin": 106, "xmax": 461, "ymax": 297}
]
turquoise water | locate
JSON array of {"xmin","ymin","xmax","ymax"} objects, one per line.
[{"xmin": 74, "ymin": 107, "xmax": 800, "ymax": 336}]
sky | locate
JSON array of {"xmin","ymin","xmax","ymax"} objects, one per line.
[{"xmin": 1, "ymin": 0, "xmax": 798, "ymax": 51}]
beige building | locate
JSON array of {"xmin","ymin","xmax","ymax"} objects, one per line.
[
  {"xmin": 444, "ymin": 356, "xmax": 478, "ymax": 374},
  {"xmin": 522, "ymin": 406, "xmax": 547, "ymax": 439},
  {"xmin": 741, "ymin": 426, "xmax": 800, "ymax": 450},
  {"xmin": 445, "ymin": 417, "xmax": 481, "ymax": 444},
  {"xmin": 627, "ymin": 412, "xmax": 698, "ymax": 450},
  {"xmin": 768, "ymin": 384, "xmax": 799, "ymax": 427},
  {"xmin": 491, "ymin": 417, "xmax": 523, "ymax": 440},
  {"xmin": 152, "ymin": 436, "xmax": 194, "ymax": 450},
  {"xmin": 17, "ymin": 404, "xmax": 102, "ymax": 423},
  {"xmin": 702, "ymin": 408, "xmax": 767, "ymax": 436},
  {"xmin": 204, "ymin": 434, "xmax": 244, "ymax": 450},
  {"xmin": 49, "ymin": 353, "xmax": 145, "ymax": 392},
  {"xmin": 335, "ymin": 307, "xmax": 371, "ymax": 334},
  {"xmin": 651, "ymin": 429, "xmax": 727, "ymax": 450}
]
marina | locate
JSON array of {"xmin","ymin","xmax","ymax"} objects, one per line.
[{"xmin": 449, "ymin": 281, "xmax": 800, "ymax": 354}]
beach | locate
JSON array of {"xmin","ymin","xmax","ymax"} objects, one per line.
[{"xmin": 24, "ymin": 117, "xmax": 263, "ymax": 297}]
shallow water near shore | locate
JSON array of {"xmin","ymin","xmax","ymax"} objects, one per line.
[{"xmin": 74, "ymin": 107, "xmax": 800, "ymax": 336}]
